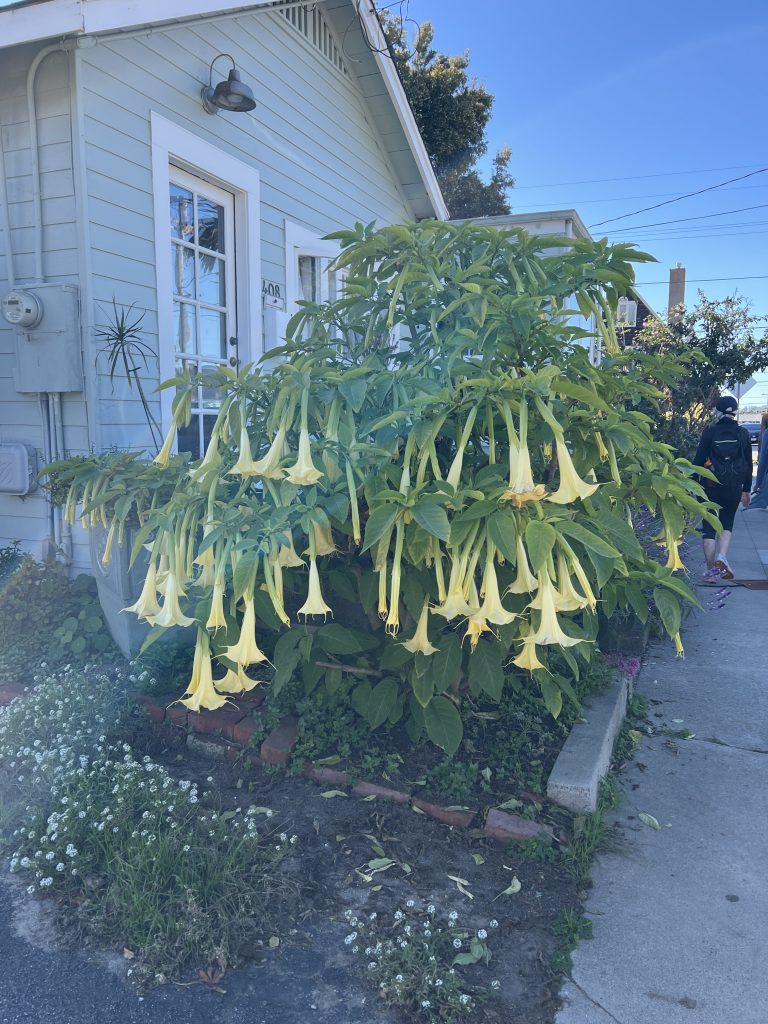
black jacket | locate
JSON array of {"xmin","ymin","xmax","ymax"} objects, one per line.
[{"xmin": 693, "ymin": 419, "xmax": 753, "ymax": 493}]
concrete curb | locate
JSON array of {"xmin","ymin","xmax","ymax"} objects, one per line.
[{"xmin": 546, "ymin": 669, "xmax": 636, "ymax": 814}]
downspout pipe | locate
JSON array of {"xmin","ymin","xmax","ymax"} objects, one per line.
[
  {"xmin": 27, "ymin": 44, "xmax": 64, "ymax": 284},
  {"xmin": 0, "ymin": 119, "xmax": 15, "ymax": 289}
]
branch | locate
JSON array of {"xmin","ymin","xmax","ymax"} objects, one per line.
[{"xmin": 314, "ymin": 660, "xmax": 383, "ymax": 678}]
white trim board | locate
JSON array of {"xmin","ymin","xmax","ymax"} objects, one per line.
[{"xmin": 150, "ymin": 111, "xmax": 261, "ymax": 433}]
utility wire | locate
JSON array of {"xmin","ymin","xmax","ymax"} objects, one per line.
[
  {"xmin": 512, "ymin": 163, "xmax": 768, "ymax": 190},
  {"xmin": 511, "ymin": 182, "xmax": 768, "ymax": 210},
  {"xmin": 599, "ymin": 202, "xmax": 768, "ymax": 232},
  {"xmin": 589, "ymin": 167, "xmax": 768, "ymax": 228},
  {"xmin": 636, "ymin": 275, "xmax": 768, "ymax": 285}
]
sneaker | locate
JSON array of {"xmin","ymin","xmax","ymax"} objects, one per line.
[
  {"xmin": 714, "ymin": 557, "xmax": 734, "ymax": 581},
  {"xmin": 701, "ymin": 567, "xmax": 722, "ymax": 585}
]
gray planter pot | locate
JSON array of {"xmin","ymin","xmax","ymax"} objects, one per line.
[
  {"xmin": 89, "ymin": 522, "xmax": 152, "ymax": 659},
  {"xmin": 597, "ymin": 617, "xmax": 651, "ymax": 657}
]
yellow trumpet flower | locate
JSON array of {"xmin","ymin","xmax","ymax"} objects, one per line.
[
  {"xmin": 385, "ymin": 522, "xmax": 405, "ymax": 635},
  {"xmin": 665, "ymin": 535, "xmax": 686, "ymax": 572},
  {"xmin": 377, "ymin": 564, "xmax": 388, "ymax": 619},
  {"xmin": 566, "ymin": 552, "xmax": 597, "ymax": 612},
  {"xmin": 285, "ymin": 426, "xmax": 323, "ymax": 486},
  {"xmin": 595, "ymin": 431, "xmax": 609, "ymax": 461},
  {"xmin": 154, "ymin": 420, "xmax": 177, "ymax": 467},
  {"xmin": 513, "ymin": 638, "xmax": 545, "ymax": 672},
  {"xmin": 529, "ymin": 572, "xmax": 581, "ymax": 648},
  {"xmin": 278, "ymin": 535, "xmax": 305, "ymax": 568},
  {"xmin": 180, "ymin": 630, "xmax": 228, "ymax": 711},
  {"xmin": 224, "ymin": 595, "xmax": 270, "ymax": 666},
  {"xmin": 480, "ymin": 552, "xmax": 517, "ymax": 625},
  {"xmin": 215, "ymin": 663, "xmax": 263, "ymax": 694},
  {"xmin": 402, "ymin": 600, "xmax": 439, "ymax": 655},
  {"xmin": 100, "ymin": 519, "xmax": 117, "ymax": 568},
  {"xmin": 297, "ymin": 558, "xmax": 333, "ymax": 620},
  {"xmin": 205, "ymin": 576, "xmax": 227, "ymax": 631},
  {"xmin": 229, "ymin": 421, "xmax": 261, "ymax": 477},
  {"xmin": 250, "ymin": 423, "xmax": 287, "ymax": 479},
  {"xmin": 313, "ymin": 523, "xmax": 336, "ymax": 557},
  {"xmin": 446, "ymin": 406, "xmax": 478, "ymax": 491},
  {"xmin": 122, "ymin": 560, "xmax": 161, "ymax": 621},
  {"xmin": 432, "ymin": 549, "xmax": 476, "ymax": 620},
  {"xmin": 263, "ymin": 553, "xmax": 290, "ymax": 627},
  {"xmin": 547, "ymin": 437, "xmax": 599, "ymax": 505},
  {"xmin": 150, "ymin": 569, "xmax": 195, "ymax": 629},
  {"xmin": 506, "ymin": 536, "xmax": 539, "ymax": 595},
  {"xmin": 554, "ymin": 552, "xmax": 591, "ymax": 611},
  {"xmin": 464, "ymin": 582, "xmax": 493, "ymax": 649},
  {"xmin": 190, "ymin": 428, "xmax": 221, "ymax": 481},
  {"xmin": 674, "ymin": 632, "xmax": 684, "ymax": 658}
]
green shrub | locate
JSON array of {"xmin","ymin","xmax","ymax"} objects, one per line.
[{"xmin": 0, "ymin": 558, "xmax": 117, "ymax": 679}]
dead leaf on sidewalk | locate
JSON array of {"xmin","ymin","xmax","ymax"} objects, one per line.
[
  {"xmin": 122, "ymin": 947, "xmax": 135, "ymax": 960},
  {"xmin": 639, "ymin": 812, "xmax": 661, "ymax": 830}
]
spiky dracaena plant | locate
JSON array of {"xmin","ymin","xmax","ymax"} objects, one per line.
[{"xmin": 47, "ymin": 223, "xmax": 717, "ymax": 754}]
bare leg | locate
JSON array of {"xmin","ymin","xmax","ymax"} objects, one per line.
[
  {"xmin": 703, "ymin": 538, "xmax": 716, "ymax": 567},
  {"xmin": 717, "ymin": 530, "xmax": 733, "ymax": 561}
]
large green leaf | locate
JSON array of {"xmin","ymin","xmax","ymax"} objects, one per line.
[
  {"xmin": 362, "ymin": 506, "xmax": 398, "ymax": 552},
  {"xmin": 468, "ymin": 638, "xmax": 505, "ymax": 702},
  {"xmin": 558, "ymin": 520, "xmax": 621, "ymax": 560},
  {"xmin": 539, "ymin": 676, "xmax": 563, "ymax": 719},
  {"xmin": 525, "ymin": 520, "xmax": 556, "ymax": 572},
  {"xmin": 431, "ymin": 633, "xmax": 463, "ymax": 693},
  {"xmin": 411, "ymin": 668, "xmax": 434, "ymax": 708},
  {"xmin": 487, "ymin": 510, "xmax": 517, "ymax": 563},
  {"xmin": 411, "ymin": 501, "xmax": 450, "ymax": 542},
  {"xmin": 592, "ymin": 511, "xmax": 643, "ymax": 561},
  {"xmin": 315, "ymin": 623, "xmax": 381, "ymax": 655},
  {"xmin": 423, "ymin": 695, "xmax": 463, "ymax": 755},
  {"xmin": 233, "ymin": 550, "xmax": 259, "ymax": 600},
  {"xmin": 653, "ymin": 587, "xmax": 681, "ymax": 637},
  {"xmin": 367, "ymin": 677, "xmax": 400, "ymax": 729},
  {"xmin": 339, "ymin": 377, "xmax": 367, "ymax": 412}
]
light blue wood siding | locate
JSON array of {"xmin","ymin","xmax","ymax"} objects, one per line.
[
  {"xmin": 0, "ymin": 44, "xmax": 90, "ymax": 569},
  {"xmin": 78, "ymin": 8, "xmax": 411, "ymax": 450}
]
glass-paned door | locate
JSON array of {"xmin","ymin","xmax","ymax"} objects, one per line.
[
  {"xmin": 169, "ymin": 169, "xmax": 237, "ymax": 457},
  {"xmin": 297, "ymin": 253, "xmax": 338, "ymax": 305}
]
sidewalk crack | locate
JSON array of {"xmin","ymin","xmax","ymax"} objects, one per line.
[
  {"xmin": 699, "ymin": 736, "xmax": 768, "ymax": 755},
  {"xmin": 568, "ymin": 979, "xmax": 628, "ymax": 1024}
]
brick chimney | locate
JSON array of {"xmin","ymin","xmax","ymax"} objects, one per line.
[{"xmin": 668, "ymin": 263, "xmax": 686, "ymax": 320}]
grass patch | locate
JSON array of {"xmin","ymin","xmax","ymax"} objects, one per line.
[{"xmin": 550, "ymin": 909, "xmax": 593, "ymax": 976}]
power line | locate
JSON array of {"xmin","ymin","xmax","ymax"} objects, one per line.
[
  {"xmin": 610, "ymin": 229, "xmax": 768, "ymax": 243},
  {"xmin": 589, "ymin": 168, "xmax": 768, "ymax": 228},
  {"xmin": 636, "ymin": 275, "xmax": 768, "ymax": 285},
  {"xmin": 511, "ymin": 182, "xmax": 768, "ymax": 210},
  {"xmin": 512, "ymin": 163, "xmax": 768, "ymax": 190},
  {"xmin": 599, "ymin": 202, "xmax": 768, "ymax": 232}
]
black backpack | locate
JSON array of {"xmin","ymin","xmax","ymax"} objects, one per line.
[{"xmin": 709, "ymin": 420, "xmax": 748, "ymax": 489}]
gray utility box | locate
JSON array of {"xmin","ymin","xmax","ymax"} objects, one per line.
[
  {"xmin": 12, "ymin": 284, "xmax": 83, "ymax": 393},
  {"xmin": 0, "ymin": 443, "xmax": 38, "ymax": 495}
]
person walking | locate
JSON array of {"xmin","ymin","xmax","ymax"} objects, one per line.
[{"xmin": 693, "ymin": 396, "xmax": 752, "ymax": 580}]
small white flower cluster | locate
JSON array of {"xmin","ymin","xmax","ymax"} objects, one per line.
[{"xmin": 342, "ymin": 903, "xmax": 496, "ymax": 1020}]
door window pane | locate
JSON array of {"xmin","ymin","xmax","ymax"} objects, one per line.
[
  {"xmin": 298, "ymin": 255, "xmax": 319, "ymax": 302},
  {"xmin": 198, "ymin": 254, "xmax": 225, "ymax": 306},
  {"xmin": 173, "ymin": 301, "xmax": 197, "ymax": 353},
  {"xmin": 171, "ymin": 243, "xmax": 195, "ymax": 297},
  {"xmin": 199, "ymin": 308, "xmax": 226, "ymax": 358},
  {"xmin": 170, "ymin": 184, "xmax": 193, "ymax": 240},
  {"xmin": 197, "ymin": 197, "xmax": 225, "ymax": 253}
]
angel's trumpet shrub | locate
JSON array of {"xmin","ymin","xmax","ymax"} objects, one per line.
[
  {"xmin": 547, "ymin": 436, "xmax": 599, "ymax": 505},
  {"xmin": 151, "ymin": 568, "xmax": 195, "ymax": 629},
  {"xmin": 529, "ymin": 572, "xmax": 581, "ymax": 648},
  {"xmin": 224, "ymin": 596, "xmax": 269, "ymax": 666},
  {"xmin": 180, "ymin": 629, "xmax": 228, "ymax": 711},
  {"xmin": 402, "ymin": 600, "xmax": 438, "ymax": 656},
  {"xmin": 251, "ymin": 422, "xmax": 287, "ymax": 479},
  {"xmin": 297, "ymin": 559, "xmax": 333, "ymax": 620},
  {"xmin": 122, "ymin": 559, "xmax": 161, "ymax": 621},
  {"xmin": 506, "ymin": 536, "xmax": 539, "ymax": 595}
]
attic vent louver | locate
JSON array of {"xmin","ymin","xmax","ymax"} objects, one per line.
[{"xmin": 273, "ymin": 1, "xmax": 349, "ymax": 76}]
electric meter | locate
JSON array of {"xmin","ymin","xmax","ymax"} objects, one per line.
[{"xmin": 2, "ymin": 289, "xmax": 43, "ymax": 329}]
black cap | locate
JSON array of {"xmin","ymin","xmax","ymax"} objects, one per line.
[{"xmin": 715, "ymin": 396, "xmax": 738, "ymax": 415}]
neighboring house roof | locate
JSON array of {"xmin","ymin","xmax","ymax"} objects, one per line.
[{"xmin": 0, "ymin": 0, "xmax": 447, "ymax": 220}]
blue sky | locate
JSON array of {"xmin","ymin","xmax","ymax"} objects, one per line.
[{"xmin": 401, "ymin": 0, "xmax": 768, "ymax": 405}]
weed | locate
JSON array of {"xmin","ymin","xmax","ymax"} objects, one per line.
[
  {"xmin": 550, "ymin": 910, "xmax": 593, "ymax": 976},
  {"xmin": 425, "ymin": 760, "xmax": 479, "ymax": 804},
  {"xmin": 344, "ymin": 904, "xmax": 500, "ymax": 1022},
  {"xmin": 516, "ymin": 838, "xmax": 559, "ymax": 864},
  {"xmin": 560, "ymin": 779, "xmax": 619, "ymax": 883}
]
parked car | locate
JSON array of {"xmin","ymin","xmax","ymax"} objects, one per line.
[{"xmin": 741, "ymin": 421, "xmax": 761, "ymax": 443}]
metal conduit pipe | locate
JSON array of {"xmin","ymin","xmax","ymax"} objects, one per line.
[
  {"xmin": 51, "ymin": 392, "xmax": 72, "ymax": 564},
  {"xmin": 0, "ymin": 118, "xmax": 15, "ymax": 289},
  {"xmin": 26, "ymin": 44, "xmax": 64, "ymax": 284}
]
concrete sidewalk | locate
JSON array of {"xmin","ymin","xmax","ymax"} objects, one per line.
[{"xmin": 557, "ymin": 510, "xmax": 768, "ymax": 1024}]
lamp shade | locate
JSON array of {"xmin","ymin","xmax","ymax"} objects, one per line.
[{"xmin": 201, "ymin": 56, "xmax": 256, "ymax": 115}]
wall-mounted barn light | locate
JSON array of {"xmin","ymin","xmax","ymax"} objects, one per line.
[{"xmin": 201, "ymin": 54, "xmax": 256, "ymax": 114}]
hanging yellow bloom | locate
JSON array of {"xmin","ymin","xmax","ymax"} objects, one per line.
[
  {"xmin": 205, "ymin": 576, "xmax": 227, "ymax": 630},
  {"xmin": 546, "ymin": 437, "xmax": 599, "ymax": 505},
  {"xmin": 313, "ymin": 522, "xmax": 336, "ymax": 557},
  {"xmin": 464, "ymin": 582, "xmax": 493, "ymax": 649},
  {"xmin": 567, "ymin": 551, "xmax": 598, "ymax": 611},
  {"xmin": 674, "ymin": 632, "xmax": 684, "ymax": 658},
  {"xmin": 513, "ymin": 638, "xmax": 546, "ymax": 672},
  {"xmin": 190, "ymin": 428, "xmax": 221, "ymax": 481},
  {"xmin": 100, "ymin": 519, "xmax": 117, "ymax": 568},
  {"xmin": 154, "ymin": 420, "xmax": 177, "ymax": 467},
  {"xmin": 595, "ymin": 431, "xmax": 609, "ymax": 461},
  {"xmin": 432, "ymin": 549, "xmax": 476, "ymax": 620},
  {"xmin": 554, "ymin": 551, "xmax": 591, "ymax": 611},
  {"xmin": 446, "ymin": 406, "xmax": 478, "ymax": 491},
  {"xmin": 215, "ymin": 662, "xmax": 263, "ymax": 694},
  {"xmin": 250, "ymin": 423, "xmax": 287, "ymax": 479},
  {"xmin": 385, "ymin": 522, "xmax": 406, "ymax": 636},
  {"xmin": 529, "ymin": 572, "xmax": 581, "ymax": 648},
  {"xmin": 506, "ymin": 535, "xmax": 539, "ymax": 595},
  {"xmin": 285, "ymin": 426, "xmax": 323, "ymax": 486},
  {"xmin": 122, "ymin": 560, "xmax": 162, "ymax": 621},
  {"xmin": 224, "ymin": 595, "xmax": 270, "ymax": 666},
  {"xmin": 297, "ymin": 558, "xmax": 333, "ymax": 620},
  {"xmin": 402, "ymin": 600, "xmax": 439, "ymax": 655},
  {"xmin": 665, "ymin": 535, "xmax": 686, "ymax": 572},
  {"xmin": 263, "ymin": 553, "xmax": 290, "ymax": 627},
  {"xmin": 229, "ymin": 421, "xmax": 261, "ymax": 477},
  {"xmin": 278, "ymin": 534, "xmax": 305, "ymax": 568},
  {"xmin": 150, "ymin": 569, "xmax": 195, "ymax": 629},
  {"xmin": 180, "ymin": 630, "xmax": 228, "ymax": 711},
  {"xmin": 502, "ymin": 483, "xmax": 548, "ymax": 509},
  {"xmin": 480, "ymin": 551, "xmax": 517, "ymax": 625}
]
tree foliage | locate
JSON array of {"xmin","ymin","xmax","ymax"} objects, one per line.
[
  {"xmin": 382, "ymin": 16, "xmax": 513, "ymax": 218},
  {"xmin": 632, "ymin": 293, "xmax": 768, "ymax": 450}
]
